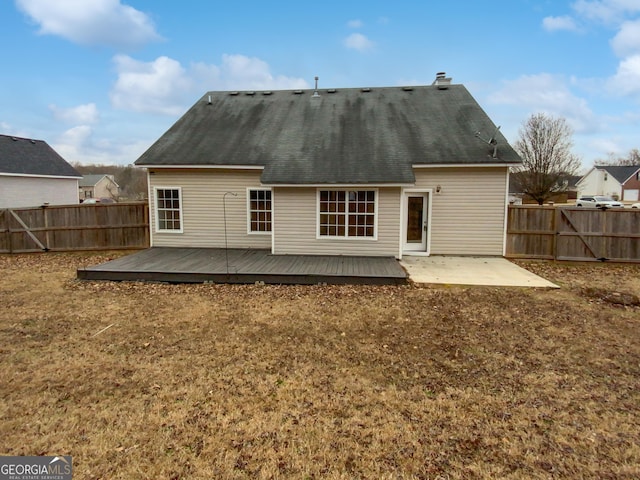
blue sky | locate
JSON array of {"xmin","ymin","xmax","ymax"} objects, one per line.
[{"xmin": 2, "ymin": 0, "xmax": 640, "ymax": 171}]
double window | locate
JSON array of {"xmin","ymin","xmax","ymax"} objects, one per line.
[
  {"xmin": 248, "ymin": 189, "xmax": 272, "ymax": 233},
  {"xmin": 155, "ymin": 187, "xmax": 182, "ymax": 232},
  {"xmin": 319, "ymin": 190, "xmax": 376, "ymax": 238}
]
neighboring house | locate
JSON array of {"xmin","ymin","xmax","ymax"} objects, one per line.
[
  {"xmin": 0, "ymin": 134, "xmax": 81, "ymax": 208},
  {"xmin": 79, "ymin": 174, "xmax": 120, "ymax": 201},
  {"xmin": 559, "ymin": 174, "xmax": 582, "ymax": 200},
  {"xmin": 135, "ymin": 81, "xmax": 522, "ymax": 258},
  {"xmin": 576, "ymin": 165, "xmax": 640, "ymax": 201}
]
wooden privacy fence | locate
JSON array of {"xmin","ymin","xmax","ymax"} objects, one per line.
[
  {"xmin": 0, "ymin": 202, "xmax": 149, "ymax": 253},
  {"xmin": 506, "ymin": 205, "xmax": 640, "ymax": 262}
]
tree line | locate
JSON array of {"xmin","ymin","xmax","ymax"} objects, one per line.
[{"xmin": 72, "ymin": 163, "xmax": 148, "ymax": 201}]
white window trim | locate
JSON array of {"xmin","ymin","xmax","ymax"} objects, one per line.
[
  {"xmin": 315, "ymin": 188, "xmax": 379, "ymax": 241},
  {"xmin": 246, "ymin": 187, "xmax": 273, "ymax": 235},
  {"xmin": 154, "ymin": 186, "xmax": 183, "ymax": 234}
]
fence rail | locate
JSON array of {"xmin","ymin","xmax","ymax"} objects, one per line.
[
  {"xmin": 0, "ymin": 202, "xmax": 149, "ymax": 253},
  {"xmin": 506, "ymin": 205, "xmax": 640, "ymax": 262},
  {"xmin": 2, "ymin": 203, "xmax": 638, "ymax": 262}
]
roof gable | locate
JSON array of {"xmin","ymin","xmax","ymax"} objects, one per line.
[
  {"xmin": 136, "ymin": 84, "xmax": 521, "ymax": 184},
  {"xmin": 80, "ymin": 174, "xmax": 119, "ymax": 187},
  {"xmin": 0, "ymin": 134, "xmax": 80, "ymax": 178},
  {"xmin": 595, "ymin": 165, "xmax": 640, "ymax": 184}
]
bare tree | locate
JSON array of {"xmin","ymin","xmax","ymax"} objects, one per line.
[
  {"xmin": 513, "ymin": 113, "xmax": 581, "ymax": 205},
  {"xmin": 597, "ymin": 148, "xmax": 640, "ymax": 166},
  {"xmin": 73, "ymin": 163, "xmax": 148, "ymax": 200}
]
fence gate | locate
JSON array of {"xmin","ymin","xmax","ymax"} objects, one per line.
[
  {"xmin": 506, "ymin": 206, "xmax": 640, "ymax": 263},
  {"xmin": 555, "ymin": 207, "xmax": 639, "ymax": 262},
  {"xmin": 0, "ymin": 208, "xmax": 50, "ymax": 253}
]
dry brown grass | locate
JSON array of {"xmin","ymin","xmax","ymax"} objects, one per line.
[{"xmin": 1, "ymin": 252, "xmax": 639, "ymax": 479}]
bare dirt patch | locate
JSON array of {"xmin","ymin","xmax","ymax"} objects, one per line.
[{"xmin": 1, "ymin": 253, "xmax": 639, "ymax": 479}]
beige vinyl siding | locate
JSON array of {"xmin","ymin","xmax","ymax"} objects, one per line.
[
  {"xmin": 273, "ymin": 187, "xmax": 401, "ymax": 257},
  {"xmin": 0, "ymin": 176, "xmax": 79, "ymax": 208},
  {"xmin": 148, "ymin": 169, "xmax": 271, "ymax": 249},
  {"xmin": 414, "ymin": 167, "xmax": 508, "ymax": 255}
]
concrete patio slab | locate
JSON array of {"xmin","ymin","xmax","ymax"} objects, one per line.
[{"xmin": 400, "ymin": 256, "xmax": 559, "ymax": 288}]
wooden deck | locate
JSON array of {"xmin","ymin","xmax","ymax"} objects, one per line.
[{"xmin": 77, "ymin": 247, "xmax": 408, "ymax": 285}]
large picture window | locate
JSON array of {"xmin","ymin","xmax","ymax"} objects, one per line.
[
  {"xmin": 319, "ymin": 190, "xmax": 376, "ymax": 238},
  {"xmin": 155, "ymin": 187, "xmax": 182, "ymax": 232},
  {"xmin": 248, "ymin": 189, "xmax": 272, "ymax": 233}
]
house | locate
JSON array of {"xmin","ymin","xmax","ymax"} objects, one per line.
[
  {"xmin": 135, "ymin": 80, "xmax": 521, "ymax": 258},
  {"xmin": 0, "ymin": 134, "xmax": 81, "ymax": 208},
  {"xmin": 560, "ymin": 174, "xmax": 582, "ymax": 200},
  {"xmin": 79, "ymin": 174, "xmax": 120, "ymax": 201},
  {"xmin": 576, "ymin": 165, "xmax": 640, "ymax": 201}
]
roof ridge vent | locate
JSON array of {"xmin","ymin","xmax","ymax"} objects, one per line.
[{"xmin": 293, "ymin": 90, "xmax": 303, "ymax": 95}]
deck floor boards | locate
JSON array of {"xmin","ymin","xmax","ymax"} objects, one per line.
[{"xmin": 77, "ymin": 247, "xmax": 407, "ymax": 285}]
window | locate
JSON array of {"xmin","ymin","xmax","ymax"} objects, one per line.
[
  {"xmin": 319, "ymin": 190, "xmax": 376, "ymax": 238},
  {"xmin": 155, "ymin": 187, "xmax": 182, "ymax": 232},
  {"xmin": 248, "ymin": 189, "xmax": 272, "ymax": 233}
]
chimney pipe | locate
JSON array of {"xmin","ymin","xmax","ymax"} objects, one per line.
[{"xmin": 312, "ymin": 76, "xmax": 320, "ymax": 97}]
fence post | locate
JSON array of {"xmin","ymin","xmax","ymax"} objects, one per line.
[
  {"xmin": 42, "ymin": 204, "xmax": 51, "ymax": 251},
  {"xmin": 553, "ymin": 207, "xmax": 560, "ymax": 261},
  {"xmin": 1, "ymin": 209, "xmax": 12, "ymax": 254},
  {"xmin": 143, "ymin": 203, "xmax": 150, "ymax": 247}
]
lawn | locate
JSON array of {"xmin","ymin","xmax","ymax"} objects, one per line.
[{"xmin": 1, "ymin": 252, "xmax": 639, "ymax": 479}]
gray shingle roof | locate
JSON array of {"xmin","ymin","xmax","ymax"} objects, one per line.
[
  {"xmin": 79, "ymin": 174, "xmax": 117, "ymax": 187},
  {"xmin": 0, "ymin": 134, "xmax": 80, "ymax": 177},
  {"xmin": 135, "ymin": 84, "xmax": 521, "ymax": 184},
  {"xmin": 595, "ymin": 165, "xmax": 640, "ymax": 184}
]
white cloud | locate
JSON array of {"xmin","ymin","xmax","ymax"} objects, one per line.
[
  {"xmin": 0, "ymin": 122, "xmax": 32, "ymax": 139},
  {"xmin": 110, "ymin": 55, "xmax": 193, "ymax": 115},
  {"xmin": 542, "ymin": 15, "xmax": 580, "ymax": 32},
  {"xmin": 15, "ymin": 0, "xmax": 161, "ymax": 48},
  {"xmin": 347, "ymin": 19, "xmax": 363, "ymax": 28},
  {"xmin": 110, "ymin": 54, "xmax": 309, "ymax": 115},
  {"xmin": 344, "ymin": 33, "xmax": 374, "ymax": 51},
  {"xmin": 49, "ymin": 103, "xmax": 99, "ymax": 124},
  {"xmin": 587, "ymin": 136, "xmax": 625, "ymax": 157},
  {"xmin": 53, "ymin": 125, "xmax": 94, "ymax": 161},
  {"xmin": 608, "ymin": 54, "xmax": 640, "ymax": 96},
  {"xmin": 610, "ymin": 19, "xmax": 640, "ymax": 56},
  {"xmin": 488, "ymin": 73, "xmax": 598, "ymax": 133},
  {"xmin": 213, "ymin": 54, "xmax": 308, "ymax": 90},
  {"xmin": 52, "ymin": 124, "xmax": 150, "ymax": 164},
  {"xmin": 572, "ymin": 0, "xmax": 640, "ymax": 24}
]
